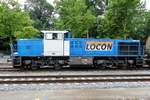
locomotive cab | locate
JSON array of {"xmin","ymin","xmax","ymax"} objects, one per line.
[{"xmin": 41, "ymin": 31, "xmax": 70, "ymax": 57}]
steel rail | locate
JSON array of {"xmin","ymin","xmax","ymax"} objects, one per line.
[
  {"xmin": 1, "ymin": 74, "xmax": 150, "ymax": 78},
  {"xmin": 0, "ymin": 74, "xmax": 150, "ymax": 84}
]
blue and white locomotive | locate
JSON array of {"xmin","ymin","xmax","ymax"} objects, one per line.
[{"xmin": 12, "ymin": 31, "xmax": 145, "ymax": 70}]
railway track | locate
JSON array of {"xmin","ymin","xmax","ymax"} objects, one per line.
[
  {"xmin": 0, "ymin": 68, "xmax": 19, "ymax": 71},
  {"xmin": 1, "ymin": 74, "xmax": 150, "ymax": 84}
]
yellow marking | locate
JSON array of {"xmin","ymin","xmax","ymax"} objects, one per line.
[{"xmin": 35, "ymin": 97, "xmax": 40, "ymax": 100}]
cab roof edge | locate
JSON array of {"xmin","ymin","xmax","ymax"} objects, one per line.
[{"xmin": 41, "ymin": 30, "xmax": 68, "ymax": 34}]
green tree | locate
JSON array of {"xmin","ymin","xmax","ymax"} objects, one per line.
[
  {"xmin": 25, "ymin": 0, "xmax": 54, "ymax": 30},
  {"xmin": 137, "ymin": 11, "xmax": 150, "ymax": 41},
  {"xmin": 85, "ymin": 0, "xmax": 108, "ymax": 37},
  {"xmin": 85, "ymin": 0, "xmax": 108, "ymax": 16},
  {"xmin": 97, "ymin": 0, "xmax": 145, "ymax": 39},
  {"xmin": 0, "ymin": 0, "xmax": 39, "ymax": 44},
  {"xmin": 54, "ymin": 0, "xmax": 96, "ymax": 37}
]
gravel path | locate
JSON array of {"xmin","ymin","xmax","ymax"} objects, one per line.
[
  {"xmin": 1, "ymin": 70, "xmax": 150, "ymax": 76},
  {"xmin": 1, "ymin": 82, "xmax": 150, "ymax": 91}
]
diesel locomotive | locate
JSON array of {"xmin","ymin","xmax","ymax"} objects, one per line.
[{"xmin": 11, "ymin": 31, "xmax": 150, "ymax": 70}]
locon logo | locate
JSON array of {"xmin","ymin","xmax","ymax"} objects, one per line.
[{"xmin": 86, "ymin": 42, "xmax": 113, "ymax": 51}]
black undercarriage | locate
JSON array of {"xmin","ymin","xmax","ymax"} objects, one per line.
[
  {"xmin": 13, "ymin": 56, "xmax": 69, "ymax": 70},
  {"xmin": 12, "ymin": 56, "xmax": 149, "ymax": 70}
]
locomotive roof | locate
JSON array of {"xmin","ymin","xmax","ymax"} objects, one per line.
[{"xmin": 41, "ymin": 30, "xmax": 68, "ymax": 34}]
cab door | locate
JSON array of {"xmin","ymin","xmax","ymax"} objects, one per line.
[{"xmin": 44, "ymin": 33, "xmax": 64, "ymax": 56}]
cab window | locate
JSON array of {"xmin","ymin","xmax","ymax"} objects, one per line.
[
  {"xmin": 45, "ymin": 33, "xmax": 63, "ymax": 40},
  {"xmin": 52, "ymin": 33, "xmax": 58, "ymax": 39},
  {"xmin": 46, "ymin": 34, "xmax": 52, "ymax": 39},
  {"xmin": 58, "ymin": 34, "xmax": 63, "ymax": 39}
]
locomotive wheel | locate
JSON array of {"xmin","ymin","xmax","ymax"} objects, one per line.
[
  {"xmin": 93, "ymin": 62, "xmax": 98, "ymax": 68},
  {"xmin": 54, "ymin": 62, "xmax": 61, "ymax": 70},
  {"xmin": 120, "ymin": 64, "xmax": 127, "ymax": 70},
  {"xmin": 99, "ymin": 64, "xmax": 105, "ymax": 70},
  {"xmin": 93, "ymin": 59, "xmax": 100, "ymax": 69},
  {"xmin": 31, "ymin": 65, "xmax": 39, "ymax": 70},
  {"xmin": 13, "ymin": 65, "xmax": 20, "ymax": 69},
  {"xmin": 20, "ymin": 65, "xmax": 27, "ymax": 70},
  {"xmin": 101, "ymin": 66, "xmax": 106, "ymax": 70}
]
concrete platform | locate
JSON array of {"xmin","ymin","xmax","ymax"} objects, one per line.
[{"xmin": 0, "ymin": 88, "xmax": 150, "ymax": 100}]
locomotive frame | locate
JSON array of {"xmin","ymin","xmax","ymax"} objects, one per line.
[{"xmin": 11, "ymin": 31, "xmax": 148, "ymax": 70}]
